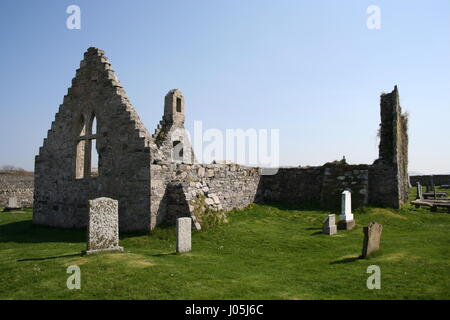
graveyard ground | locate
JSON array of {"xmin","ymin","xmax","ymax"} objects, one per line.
[{"xmin": 0, "ymin": 187, "xmax": 449, "ymax": 300}]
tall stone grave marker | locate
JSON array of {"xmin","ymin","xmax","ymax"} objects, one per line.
[
  {"xmin": 323, "ymin": 214, "xmax": 337, "ymax": 235},
  {"xmin": 84, "ymin": 197, "xmax": 123, "ymax": 255},
  {"xmin": 416, "ymin": 182, "xmax": 423, "ymax": 200},
  {"xmin": 177, "ymin": 217, "xmax": 192, "ymax": 253},
  {"xmin": 338, "ymin": 190, "xmax": 355, "ymax": 230},
  {"xmin": 362, "ymin": 222, "xmax": 383, "ymax": 258}
]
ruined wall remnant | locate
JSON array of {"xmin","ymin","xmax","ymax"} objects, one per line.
[
  {"xmin": 258, "ymin": 162, "xmax": 370, "ymax": 210},
  {"xmin": 320, "ymin": 163, "xmax": 369, "ymax": 209},
  {"xmin": 151, "ymin": 163, "xmax": 261, "ymax": 228},
  {"xmin": 369, "ymin": 86, "xmax": 409, "ymax": 208}
]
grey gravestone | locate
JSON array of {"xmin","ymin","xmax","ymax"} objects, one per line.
[
  {"xmin": 416, "ymin": 182, "xmax": 423, "ymax": 200},
  {"xmin": 84, "ymin": 197, "xmax": 123, "ymax": 255},
  {"xmin": 323, "ymin": 214, "xmax": 337, "ymax": 235},
  {"xmin": 176, "ymin": 217, "xmax": 192, "ymax": 253},
  {"xmin": 362, "ymin": 222, "xmax": 383, "ymax": 258}
]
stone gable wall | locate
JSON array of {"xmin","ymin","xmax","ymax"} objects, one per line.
[{"xmin": 33, "ymin": 48, "xmax": 153, "ymax": 232}]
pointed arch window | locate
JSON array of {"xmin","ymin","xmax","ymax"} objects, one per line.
[{"xmin": 75, "ymin": 113, "xmax": 99, "ymax": 179}]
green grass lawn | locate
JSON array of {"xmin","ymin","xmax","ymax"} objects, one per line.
[{"xmin": 0, "ymin": 188, "xmax": 449, "ymax": 300}]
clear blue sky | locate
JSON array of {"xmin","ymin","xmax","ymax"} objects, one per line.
[{"xmin": 0, "ymin": 0, "xmax": 449, "ymax": 174}]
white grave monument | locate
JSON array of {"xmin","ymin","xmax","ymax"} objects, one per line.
[{"xmin": 337, "ymin": 190, "xmax": 356, "ymax": 230}]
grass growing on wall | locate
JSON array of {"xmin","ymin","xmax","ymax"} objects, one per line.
[{"xmin": 0, "ymin": 188, "xmax": 449, "ymax": 300}]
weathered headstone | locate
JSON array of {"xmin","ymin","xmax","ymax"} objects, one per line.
[
  {"xmin": 361, "ymin": 222, "xmax": 383, "ymax": 258},
  {"xmin": 176, "ymin": 217, "xmax": 192, "ymax": 253},
  {"xmin": 416, "ymin": 182, "xmax": 423, "ymax": 200},
  {"xmin": 323, "ymin": 214, "xmax": 337, "ymax": 235},
  {"xmin": 4, "ymin": 197, "xmax": 21, "ymax": 211},
  {"xmin": 84, "ymin": 197, "xmax": 123, "ymax": 255},
  {"xmin": 338, "ymin": 190, "xmax": 355, "ymax": 230},
  {"xmin": 8, "ymin": 197, "xmax": 18, "ymax": 208}
]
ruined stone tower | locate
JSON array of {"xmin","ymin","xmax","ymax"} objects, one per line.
[
  {"xmin": 164, "ymin": 89, "xmax": 185, "ymax": 125},
  {"xmin": 152, "ymin": 89, "xmax": 196, "ymax": 164},
  {"xmin": 369, "ymin": 86, "xmax": 409, "ymax": 208}
]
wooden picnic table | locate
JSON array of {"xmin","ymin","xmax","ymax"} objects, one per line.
[
  {"xmin": 411, "ymin": 199, "xmax": 450, "ymax": 212},
  {"xmin": 423, "ymin": 192, "xmax": 447, "ymax": 199}
]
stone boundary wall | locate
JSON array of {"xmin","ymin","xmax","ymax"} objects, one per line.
[
  {"xmin": 410, "ymin": 175, "xmax": 450, "ymax": 187},
  {"xmin": 0, "ymin": 172, "xmax": 34, "ymax": 207},
  {"xmin": 258, "ymin": 163, "xmax": 370, "ymax": 209},
  {"xmin": 150, "ymin": 163, "xmax": 261, "ymax": 227},
  {"xmin": 321, "ymin": 164, "xmax": 369, "ymax": 208}
]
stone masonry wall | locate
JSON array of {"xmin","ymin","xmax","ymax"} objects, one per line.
[
  {"xmin": 258, "ymin": 162, "xmax": 370, "ymax": 209},
  {"xmin": 0, "ymin": 172, "xmax": 34, "ymax": 207},
  {"xmin": 320, "ymin": 163, "xmax": 369, "ymax": 209},
  {"xmin": 151, "ymin": 163, "xmax": 261, "ymax": 227}
]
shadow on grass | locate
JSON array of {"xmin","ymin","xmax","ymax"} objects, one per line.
[
  {"xmin": 151, "ymin": 252, "xmax": 177, "ymax": 257},
  {"xmin": 260, "ymin": 201, "xmax": 325, "ymax": 212},
  {"xmin": 330, "ymin": 256, "xmax": 361, "ymax": 264},
  {"xmin": 0, "ymin": 218, "xmax": 157, "ymax": 244},
  {"xmin": 18, "ymin": 253, "xmax": 82, "ymax": 262},
  {"xmin": 0, "ymin": 220, "xmax": 85, "ymax": 244}
]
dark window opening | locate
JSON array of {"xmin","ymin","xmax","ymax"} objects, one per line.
[{"xmin": 176, "ymin": 97, "xmax": 182, "ymax": 113}]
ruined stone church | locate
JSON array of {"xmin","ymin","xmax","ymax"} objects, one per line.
[{"xmin": 33, "ymin": 47, "xmax": 409, "ymax": 232}]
